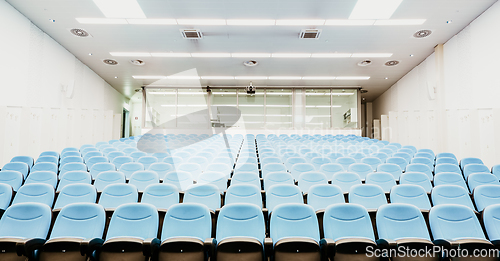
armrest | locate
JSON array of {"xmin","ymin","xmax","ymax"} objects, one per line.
[
  {"xmin": 80, "ymin": 238, "xmax": 104, "ymax": 256},
  {"xmin": 204, "ymin": 238, "xmax": 216, "ymax": 258},
  {"xmin": 376, "ymin": 238, "xmax": 397, "ymax": 249},
  {"xmin": 320, "ymin": 238, "xmax": 335, "ymax": 260},
  {"xmin": 142, "ymin": 238, "xmax": 160, "ymax": 257},
  {"xmin": 264, "ymin": 238, "xmax": 273, "ymax": 258},
  {"xmin": 15, "ymin": 238, "xmax": 46, "ymax": 257}
]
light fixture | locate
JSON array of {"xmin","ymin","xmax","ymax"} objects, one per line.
[
  {"xmin": 49, "ymin": 19, "xmax": 56, "ymax": 23},
  {"xmin": 351, "ymin": 53, "xmax": 393, "ymax": 58},
  {"xmin": 446, "ymin": 20, "xmax": 453, "ymax": 24},
  {"xmin": 201, "ymin": 76, "xmax": 235, "ymax": 80},
  {"xmin": 226, "ymin": 19, "xmax": 275, "ymax": 25},
  {"xmin": 211, "ymin": 92, "xmax": 237, "ymax": 95},
  {"xmin": 151, "ymin": 53, "xmax": 191, "ymax": 57},
  {"xmin": 177, "ymin": 19, "xmax": 226, "ymax": 25},
  {"xmin": 311, "ymin": 53, "xmax": 352, "ymax": 58},
  {"xmin": 409, "ymin": 54, "xmax": 414, "ymax": 57},
  {"xmin": 385, "ymin": 77, "xmax": 389, "ymax": 79},
  {"xmin": 268, "ymin": 76, "xmax": 302, "ymax": 80},
  {"xmin": 76, "ymin": 18, "xmax": 128, "ymax": 24},
  {"xmin": 336, "ymin": 76, "xmax": 370, "ymax": 80},
  {"xmin": 374, "ymin": 19, "xmax": 426, "ymax": 25},
  {"xmin": 92, "ymin": 0, "xmax": 146, "ymax": 18},
  {"xmin": 232, "ymin": 53, "xmax": 271, "ymax": 58},
  {"xmin": 132, "ymin": 76, "xmax": 167, "ymax": 79},
  {"xmin": 88, "ymin": 53, "xmax": 93, "ymax": 56},
  {"xmin": 191, "ymin": 53, "xmax": 231, "ymax": 57},
  {"xmin": 127, "ymin": 19, "xmax": 177, "ymax": 25},
  {"xmin": 302, "ymin": 76, "xmax": 336, "ymax": 80},
  {"xmin": 275, "ymin": 19, "xmax": 325, "ymax": 26},
  {"xmin": 235, "ymin": 76, "xmax": 268, "ymax": 80},
  {"xmin": 325, "ymin": 19, "xmax": 375, "ymax": 25},
  {"xmin": 349, "ymin": 0, "xmax": 403, "ymax": 20},
  {"xmin": 110, "ymin": 52, "xmax": 151, "ymax": 57},
  {"xmin": 272, "ymin": 53, "xmax": 311, "ymax": 58},
  {"xmin": 114, "ymin": 76, "xmax": 118, "ymax": 78}
]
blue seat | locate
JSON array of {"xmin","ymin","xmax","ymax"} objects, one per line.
[
  {"xmin": 205, "ymin": 163, "xmax": 232, "ymax": 178},
  {"xmin": 290, "ymin": 163, "xmax": 315, "ymax": 181},
  {"xmin": 399, "ymin": 172, "xmax": 432, "ymax": 193},
  {"xmin": 12, "ymin": 183, "xmax": 54, "ymax": 207},
  {"xmin": 331, "ymin": 172, "xmax": 362, "ymax": 193},
  {"xmin": 86, "ymin": 156, "xmax": 108, "ymax": 170},
  {"xmin": 177, "ymin": 163, "xmax": 203, "ymax": 180},
  {"xmin": 60, "ymin": 156, "xmax": 83, "ymax": 167},
  {"xmin": 147, "ymin": 162, "xmax": 174, "ymax": 178},
  {"xmin": 89, "ymin": 163, "xmax": 115, "ymax": 180},
  {"xmin": 98, "ymin": 184, "xmax": 138, "ymax": 210},
  {"xmin": 163, "ymin": 171, "xmax": 194, "ymax": 191},
  {"xmin": 348, "ymin": 184, "xmax": 387, "ymax": 211},
  {"xmin": 2, "ymin": 162, "xmax": 29, "ymax": 179},
  {"xmin": 137, "ymin": 156, "xmax": 158, "ymax": 170},
  {"xmin": 225, "ymin": 184, "xmax": 262, "ymax": 207},
  {"xmin": 231, "ymin": 172, "xmax": 261, "ymax": 189},
  {"xmin": 111, "ymin": 156, "xmax": 133, "ymax": 169},
  {"xmin": 379, "ymin": 148, "xmax": 394, "ymax": 157},
  {"xmin": 492, "ymin": 165, "xmax": 500, "ymax": 180},
  {"xmin": 361, "ymin": 157, "xmax": 383, "ymax": 171},
  {"xmin": 260, "ymin": 157, "xmax": 283, "ymax": 167},
  {"xmin": 61, "ymin": 147, "xmax": 79, "ymax": 154},
  {"xmin": 483, "ymin": 204, "xmax": 500, "ymax": 242},
  {"xmin": 435, "ymin": 163, "xmax": 461, "ymax": 176},
  {"xmin": 122, "ymin": 147, "xmax": 138, "ymax": 155},
  {"xmin": 390, "ymin": 184, "xmax": 431, "ymax": 210},
  {"xmin": 433, "ymin": 172, "xmax": 468, "ymax": 191},
  {"xmin": 264, "ymin": 172, "xmax": 294, "ymax": 191},
  {"xmin": 25, "ymin": 171, "xmax": 57, "ymax": 188},
  {"xmin": 130, "ymin": 151, "xmax": 147, "ymax": 162},
  {"xmin": 53, "ymin": 183, "xmax": 97, "ymax": 210},
  {"xmin": 318, "ymin": 163, "xmax": 344, "ymax": 177},
  {"xmin": 436, "ymin": 152, "xmax": 457, "ymax": 160},
  {"xmin": 270, "ymin": 204, "xmax": 320, "ymax": 260},
  {"xmin": 61, "ymin": 151, "xmax": 81, "ymax": 159},
  {"xmin": 141, "ymin": 183, "xmax": 179, "ymax": 210},
  {"xmin": 236, "ymin": 156, "xmax": 258, "ymax": 167},
  {"xmin": 401, "ymin": 146, "xmax": 417, "ymax": 155},
  {"xmin": 460, "ymin": 157, "xmax": 484, "ymax": 171},
  {"xmin": 435, "ymin": 157, "xmax": 458, "ymax": 166},
  {"xmin": 326, "ymin": 152, "xmax": 344, "ymax": 162},
  {"xmin": 40, "ymin": 151, "xmax": 59, "ymax": 159},
  {"xmin": 418, "ymin": 149, "xmax": 434, "ymax": 157},
  {"xmin": 0, "ymin": 183, "xmax": 12, "ymax": 211},
  {"xmin": 187, "ymin": 156, "xmax": 210, "ymax": 170},
  {"xmin": 152, "ymin": 152, "xmax": 170, "ymax": 161},
  {"xmin": 411, "ymin": 157, "xmax": 434, "ymax": 172},
  {"xmin": 35, "ymin": 156, "xmax": 58, "ymax": 165},
  {"xmin": 431, "ymin": 185, "xmax": 475, "ymax": 210},
  {"xmin": 348, "ymin": 152, "xmax": 366, "ymax": 163},
  {"xmin": 83, "ymin": 151, "xmax": 104, "ymax": 162},
  {"xmin": 386, "ymin": 157, "xmax": 408, "ymax": 172},
  {"xmin": 348, "ymin": 163, "xmax": 373, "ymax": 180},
  {"xmin": 59, "ymin": 162, "xmax": 87, "ymax": 177},
  {"xmin": 129, "ymin": 171, "xmax": 159, "ymax": 192},
  {"xmin": 473, "ymin": 184, "xmax": 500, "ymax": 212},
  {"xmin": 215, "ymin": 203, "xmax": 266, "ymax": 261},
  {"xmin": 158, "ymin": 203, "xmax": 213, "ymax": 260},
  {"xmin": 10, "ymin": 156, "xmax": 34, "ymax": 170},
  {"xmin": 298, "ymin": 172, "xmax": 328, "ymax": 193},
  {"xmin": 307, "ymin": 184, "xmax": 344, "ymax": 212},
  {"xmin": 376, "ymin": 163, "xmax": 402, "ymax": 180},
  {"xmin": 414, "ymin": 152, "xmax": 434, "ymax": 162},
  {"xmin": 100, "ymin": 203, "xmax": 159, "ymax": 260},
  {"xmin": 198, "ymin": 171, "xmax": 228, "ymax": 193},
  {"xmin": 285, "ymin": 157, "xmax": 307, "ymax": 170},
  {"xmin": 0, "ymin": 202, "xmax": 51, "ymax": 260},
  {"xmin": 106, "ymin": 151, "xmax": 126, "ymax": 162},
  {"xmin": 0, "ymin": 170, "xmax": 23, "ymax": 191},
  {"xmin": 234, "ymin": 163, "xmax": 259, "ymax": 177},
  {"xmin": 372, "ymin": 152, "xmax": 390, "ymax": 163},
  {"xmin": 266, "ymin": 184, "xmax": 303, "ymax": 214},
  {"xmin": 335, "ymin": 157, "xmax": 357, "ymax": 171},
  {"xmin": 94, "ymin": 171, "xmax": 125, "ymax": 192},
  {"xmin": 463, "ymin": 164, "xmax": 490, "ymax": 179},
  {"xmin": 365, "ymin": 172, "xmax": 396, "ymax": 193},
  {"xmin": 393, "ymin": 152, "xmax": 412, "ymax": 163},
  {"xmin": 467, "ymin": 173, "xmax": 499, "ymax": 193},
  {"xmin": 310, "ymin": 157, "xmax": 331, "ymax": 170},
  {"xmin": 405, "ymin": 163, "xmax": 433, "ymax": 180},
  {"xmin": 183, "ymin": 184, "xmax": 221, "ymax": 212},
  {"xmin": 163, "ymin": 156, "xmax": 185, "ymax": 165},
  {"xmin": 118, "ymin": 162, "xmax": 144, "ymax": 179},
  {"xmin": 262, "ymin": 163, "xmax": 287, "ymax": 178}
]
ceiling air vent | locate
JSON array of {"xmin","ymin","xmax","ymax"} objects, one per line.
[
  {"xmin": 300, "ymin": 29, "xmax": 322, "ymax": 39},
  {"xmin": 130, "ymin": 59, "xmax": 145, "ymax": 66},
  {"xmin": 70, "ymin": 28, "xmax": 90, "ymax": 37},
  {"xmin": 385, "ymin": 60, "xmax": 400, "ymax": 67},
  {"xmin": 103, "ymin": 59, "xmax": 118, "ymax": 65},
  {"xmin": 358, "ymin": 60, "xmax": 372, "ymax": 66},
  {"xmin": 413, "ymin": 29, "xmax": 432, "ymax": 38},
  {"xmin": 181, "ymin": 29, "xmax": 203, "ymax": 39}
]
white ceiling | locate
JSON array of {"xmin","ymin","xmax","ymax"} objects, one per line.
[{"xmin": 6, "ymin": 0, "xmax": 497, "ymax": 101}]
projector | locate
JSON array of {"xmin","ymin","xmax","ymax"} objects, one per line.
[{"xmin": 246, "ymin": 82, "xmax": 256, "ymax": 94}]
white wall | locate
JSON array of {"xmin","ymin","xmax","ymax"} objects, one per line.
[
  {"xmin": 372, "ymin": 1, "xmax": 500, "ymax": 168},
  {"xmin": 0, "ymin": 0, "xmax": 126, "ymax": 166}
]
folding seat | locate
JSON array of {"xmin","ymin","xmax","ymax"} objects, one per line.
[
  {"xmin": 135, "ymin": 156, "xmax": 157, "ymax": 170},
  {"xmin": 225, "ymin": 184, "xmax": 262, "ymax": 207},
  {"xmin": 164, "ymin": 155, "xmax": 185, "ymax": 165},
  {"xmin": 307, "ymin": 184, "xmax": 344, "ymax": 212},
  {"xmin": 434, "ymin": 163, "xmax": 461, "ymax": 176},
  {"xmin": 0, "ymin": 202, "xmax": 51, "ymax": 261},
  {"xmin": 405, "ymin": 163, "xmax": 433, "ymax": 179},
  {"xmin": 483, "ymin": 204, "xmax": 500, "ymax": 247},
  {"xmin": 264, "ymin": 172, "xmax": 294, "ymax": 191},
  {"xmin": 82, "ymin": 151, "xmax": 103, "ymax": 163},
  {"xmin": 10, "ymin": 156, "xmax": 34, "ymax": 170},
  {"xmin": 388, "ymin": 143, "xmax": 402, "ymax": 150},
  {"xmin": 130, "ymin": 151, "xmax": 147, "ymax": 162},
  {"xmin": 152, "ymin": 152, "xmax": 170, "ymax": 161},
  {"xmin": 94, "ymin": 171, "xmax": 126, "ymax": 192},
  {"xmin": 40, "ymin": 151, "xmax": 59, "ymax": 159},
  {"xmin": 285, "ymin": 157, "xmax": 307, "ymax": 171},
  {"xmin": 460, "ymin": 157, "xmax": 484, "ymax": 171},
  {"xmin": 101, "ymin": 147, "xmax": 119, "ymax": 156},
  {"xmin": 371, "ymin": 152, "xmax": 389, "ymax": 163},
  {"xmin": 386, "ymin": 157, "xmax": 408, "ymax": 172},
  {"xmin": 89, "ymin": 162, "xmax": 115, "ymax": 179},
  {"xmin": 98, "ymin": 203, "xmax": 158, "ymax": 261},
  {"xmin": 187, "ymin": 156, "xmax": 210, "ymax": 171},
  {"xmin": 270, "ymin": 204, "xmax": 321, "ymax": 261},
  {"xmin": 310, "ymin": 157, "xmax": 331, "ymax": 171},
  {"xmin": 393, "ymin": 152, "xmax": 412, "ymax": 163},
  {"xmin": 60, "ymin": 156, "xmax": 84, "ymax": 167},
  {"xmin": 390, "ymin": 184, "xmax": 431, "ymax": 210},
  {"xmin": 61, "ymin": 147, "xmax": 79, "ymax": 154},
  {"xmin": 326, "ymin": 152, "xmax": 344, "ymax": 162},
  {"xmin": 463, "ymin": 164, "xmax": 490, "ymax": 179},
  {"xmin": 348, "ymin": 184, "xmax": 387, "ymax": 211},
  {"xmin": 163, "ymin": 171, "xmax": 194, "ymax": 191},
  {"xmin": 230, "ymin": 172, "xmax": 261, "ymax": 189},
  {"xmin": 331, "ymin": 172, "xmax": 362, "ymax": 193},
  {"xmin": 53, "ymin": 183, "xmax": 97, "ymax": 210},
  {"xmin": 467, "ymin": 173, "xmax": 499, "ymax": 193},
  {"xmin": 429, "ymin": 204, "xmax": 494, "ymax": 255},
  {"xmin": 0, "ymin": 170, "xmax": 23, "ymax": 191},
  {"xmin": 116, "ymin": 162, "xmax": 142, "ymax": 180},
  {"xmin": 347, "ymin": 163, "xmax": 373, "ymax": 180},
  {"xmin": 215, "ymin": 203, "xmax": 266, "ymax": 261},
  {"xmin": 211, "ymin": 156, "xmax": 234, "ymax": 167},
  {"xmin": 435, "ymin": 157, "xmax": 458, "ymax": 166},
  {"xmin": 334, "ymin": 157, "xmax": 356, "ymax": 172},
  {"xmin": 205, "ymin": 163, "xmax": 232, "ymax": 178},
  {"xmin": 347, "ymin": 152, "xmax": 365, "ymax": 163},
  {"xmin": 81, "ymin": 147, "xmax": 98, "ymax": 156},
  {"xmin": 401, "ymin": 145, "xmax": 417, "ymax": 154},
  {"xmin": 418, "ymin": 148, "xmax": 434, "ymax": 157},
  {"xmin": 376, "ymin": 163, "xmax": 403, "ymax": 180},
  {"xmin": 184, "ymin": 184, "xmax": 221, "ymax": 212},
  {"xmin": 319, "ymin": 163, "xmax": 345, "ymax": 177},
  {"xmin": 431, "ymin": 185, "xmax": 475, "ymax": 210},
  {"xmin": 85, "ymin": 156, "xmax": 108, "ymax": 170},
  {"xmin": 376, "ymin": 204, "xmax": 434, "ymax": 255},
  {"xmin": 98, "ymin": 184, "xmax": 138, "ymax": 210},
  {"xmin": 122, "ymin": 147, "xmax": 138, "ymax": 155},
  {"xmin": 297, "ymin": 172, "xmax": 328, "ymax": 193},
  {"xmin": 197, "ymin": 171, "xmax": 228, "ymax": 193},
  {"xmin": 399, "ymin": 172, "xmax": 432, "ymax": 192},
  {"xmin": 61, "ymin": 151, "xmax": 81, "ymax": 159},
  {"xmin": 12, "ymin": 183, "xmax": 55, "ymax": 207},
  {"xmin": 260, "ymin": 152, "xmax": 279, "ymax": 160},
  {"xmin": 178, "ymin": 163, "xmax": 204, "ymax": 180},
  {"xmin": 234, "ymin": 163, "xmax": 259, "ymax": 177},
  {"xmin": 146, "ymin": 162, "xmax": 174, "ymax": 178},
  {"xmin": 290, "ymin": 163, "xmax": 315, "ymax": 181},
  {"xmin": 436, "ymin": 152, "xmax": 457, "ymax": 160},
  {"xmin": 473, "ymin": 184, "xmax": 500, "ymax": 212},
  {"xmin": 322, "ymin": 203, "xmax": 377, "ymax": 261},
  {"xmin": 266, "ymin": 184, "xmax": 303, "ymax": 215},
  {"xmin": 35, "ymin": 156, "xmax": 58, "ymax": 165},
  {"xmin": 2, "ymin": 162, "xmax": 28, "ymax": 180},
  {"xmin": 365, "ymin": 172, "xmax": 396, "ymax": 193},
  {"xmin": 25, "ymin": 171, "xmax": 57, "ymax": 188},
  {"xmin": 260, "ymin": 157, "xmax": 282, "ymax": 167},
  {"xmin": 304, "ymin": 152, "xmax": 321, "ymax": 162},
  {"xmin": 0, "ymin": 183, "xmax": 12, "ymax": 214},
  {"xmin": 129, "ymin": 171, "xmax": 159, "ymax": 192},
  {"xmin": 361, "ymin": 157, "xmax": 383, "ymax": 171},
  {"xmin": 433, "ymin": 172, "xmax": 468, "ymax": 190},
  {"xmin": 141, "ymin": 183, "xmax": 179, "ymax": 211},
  {"xmin": 111, "ymin": 156, "xmax": 133, "ymax": 169}
]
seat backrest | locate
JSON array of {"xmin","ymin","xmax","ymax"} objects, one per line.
[
  {"xmin": 348, "ymin": 184, "xmax": 387, "ymax": 210},
  {"xmin": 60, "ymin": 156, "xmax": 84, "ymax": 167},
  {"xmin": 12, "ymin": 183, "xmax": 54, "ymax": 207},
  {"xmin": 460, "ymin": 157, "xmax": 484, "ymax": 171},
  {"xmin": 331, "ymin": 172, "xmax": 362, "ymax": 193},
  {"xmin": 264, "ymin": 172, "xmax": 294, "ymax": 191},
  {"xmin": 429, "ymin": 204, "xmax": 485, "ymax": 241},
  {"xmin": 323, "ymin": 203, "xmax": 375, "ymax": 242},
  {"xmin": 365, "ymin": 172, "xmax": 396, "ymax": 193},
  {"xmin": 361, "ymin": 157, "xmax": 383, "ymax": 171},
  {"xmin": 142, "ymin": 183, "xmax": 179, "ymax": 210},
  {"xmin": 32, "ymin": 162, "xmax": 58, "ymax": 175},
  {"xmin": 111, "ymin": 156, "xmax": 133, "ymax": 169},
  {"xmin": 390, "ymin": 184, "xmax": 431, "ymax": 210},
  {"xmin": 130, "ymin": 151, "xmax": 147, "ymax": 162},
  {"xmin": 371, "ymin": 152, "xmax": 390, "ymax": 163},
  {"xmin": 298, "ymin": 171, "xmax": 328, "ymax": 193},
  {"xmin": 436, "ymin": 157, "xmax": 458, "ymax": 166},
  {"xmin": 483, "ymin": 204, "xmax": 500, "ymax": 241},
  {"xmin": 473, "ymin": 184, "xmax": 500, "ymax": 212},
  {"xmin": 260, "ymin": 157, "xmax": 283, "ymax": 167},
  {"xmin": 463, "ymin": 164, "xmax": 491, "ymax": 179},
  {"xmin": 40, "ymin": 151, "xmax": 59, "ymax": 159},
  {"xmin": 25, "ymin": 171, "xmax": 58, "ymax": 188},
  {"xmin": 393, "ymin": 152, "xmax": 412, "ymax": 163},
  {"xmin": 399, "ymin": 172, "xmax": 432, "ymax": 193},
  {"xmin": 285, "ymin": 157, "xmax": 307, "ymax": 171},
  {"xmin": 94, "ymin": 171, "xmax": 126, "ymax": 191},
  {"xmin": 216, "ymin": 203, "xmax": 265, "ymax": 244},
  {"xmin": 2, "ymin": 162, "xmax": 29, "ymax": 179},
  {"xmin": 418, "ymin": 149, "xmax": 434, "ymax": 156},
  {"xmin": 467, "ymin": 173, "xmax": 499, "ymax": 193},
  {"xmin": 98, "ymin": 183, "xmax": 138, "ymax": 209},
  {"xmin": 161, "ymin": 203, "xmax": 211, "ymax": 242},
  {"xmin": 83, "ymin": 152, "xmax": 103, "ymax": 162},
  {"xmin": 86, "ymin": 156, "xmax": 108, "ymax": 170},
  {"xmin": 376, "ymin": 163, "xmax": 402, "ymax": 180},
  {"xmin": 61, "ymin": 151, "xmax": 81, "ymax": 159},
  {"xmin": 348, "ymin": 163, "xmax": 373, "ymax": 180},
  {"xmin": 379, "ymin": 149, "xmax": 394, "ymax": 157},
  {"xmin": 163, "ymin": 171, "xmax": 194, "ymax": 191},
  {"xmin": 435, "ymin": 163, "xmax": 461, "ymax": 175},
  {"xmin": 262, "ymin": 163, "xmax": 287, "ymax": 178},
  {"xmin": 310, "ymin": 157, "xmax": 331, "ymax": 170},
  {"xmin": 414, "ymin": 152, "xmax": 434, "ymax": 162},
  {"xmin": 183, "ymin": 184, "xmax": 221, "ymax": 211},
  {"xmin": 118, "ymin": 162, "xmax": 144, "ymax": 179},
  {"xmin": 326, "ymin": 152, "xmax": 344, "ymax": 162},
  {"xmin": 386, "ymin": 157, "xmax": 408, "ymax": 172},
  {"xmin": 231, "ymin": 172, "xmax": 261, "ymax": 189},
  {"xmin": 399, "ymin": 148, "xmax": 415, "ymax": 157},
  {"xmin": 433, "ymin": 172, "xmax": 468, "ymax": 191},
  {"xmin": 129, "ymin": 171, "xmax": 159, "ymax": 192},
  {"xmin": 290, "ymin": 163, "xmax": 315, "ymax": 180},
  {"xmin": 405, "ymin": 164, "xmax": 432, "ymax": 180},
  {"xmin": 234, "ymin": 163, "xmax": 259, "ymax": 176},
  {"xmin": 307, "ymin": 184, "xmax": 344, "ymax": 211},
  {"xmin": 35, "ymin": 156, "xmax": 59, "ymax": 165},
  {"xmin": 50, "ymin": 203, "xmax": 105, "ymax": 240},
  {"xmin": 431, "ymin": 185, "xmax": 475, "ymax": 210},
  {"xmin": 270, "ymin": 203, "xmax": 320, "ymax": 244},
  {"xmin": 177, "ymin": 163, "xmax": 203, "ymax": 180},
  {"xmin": 0, "ymin": 170, "xmax": 23, "ymax": 192},
  {"xmin": 266, "ymin": 184, "xmax": 303, "ymax": 214},
  {"xmin": 0, "ymin": 202, "xmax": 51, "ymax": 239},
  {"xmin": 205, "ymin": 163, "xmax": 232, "ymax": 178},
  {"xmin": 376, "ymin": 203, "xmax": 431, "ymax": 241},
  {"xmin": 106, "ymin": 203, "xmax": 158, "ymax": 241},
  {"xmin": 225, "ymin": 184, "xmax": 262, "ymax": 207},
  {"xmin": 10, "ymin": 156, "xmax": 34, "ymax": 170},
  {"xmin": 0, "ymin": 183, "xmax": 13, "ymax": 210},
  {"xmin": 53, "ymin": 183, "xmax": 97, "ymax": 210},
  {"xmin": 197, "ymin": 171, "xmax": 228, "ymax": 193},
  {"xmin": 319, "ymin": 163, "xmax": 345, "ymax": 177},
  {"xmin": 90, "ymin": 163, "xmax": 116, "ymax": 179},
  {"xmin": 137, "ymin": 156, "xmax": 159, "ymax": 169},
  {"xmin": 436, "ymin": 152, "xmax": 457, "ymax": 160},
  {"xmin": 335, "ymin": 157, "xmax": 357, "ymax": 171}
]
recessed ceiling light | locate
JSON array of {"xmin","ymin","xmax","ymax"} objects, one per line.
[
  {"xmin": 232, "ymin": 53, "xmax": 271, "ymax": 58},
  {"xmin": 127, "ymin": 19, "xmax": 177, "ymax": 25},
  {"xmin": 226, "ymin": 19, "xmax": 276, "ymax": 26},
  {"xmin": 352, "ymin": 53, "xmax": 393, "ymax": 58},
  {"xmin": 177, "ymin": 19, "xmax": 226, "ymax": 25},
  {"xmin": 446, "ymin": 20, "xmax": 453, "ymax": 24},
  {"xmin": 410, "ymin": 54, "xmax": 414, "ymax": 57},
  {"xmin": 191, "ymin": 53, "xmax": 231, "ymax": 57},
  {"xmin": 268, "ymin": 76, "xmax": 302, "ymax": 80},
  {"xmin": 275, "ymin": 19, "xmax": 325, "ymax": 26},
  {"xmin": 374, "ymin": 19, "xmax": 426, "ymax": 25},
  {"xmin": 325, "ymin": 19, "xmax": 375, "ymax": 25},
  {"xmin": 88, "ymin": 53, "xmax": 93, "ymax": 56},
  {"xmin": 49, "ymin": 19, "xmax": 56, "ymax": 23},
  {"xmin": 151, "ymin": 53, "xmax": 191, "ymax": 57},
  {"xmin": 200, "ymin": 76, "xmax": 235, "ymax": 80},
  {"xmin": 349, "ymin": 0, "xmax": 403, "ymax": 20},
  {"xmin": 76, "ymin": 18, "xmax": 128, "ymax": 24},
  {"xmin": 311, "ymin": 53, "xmax": 352, "ymax": 58},
  {"xmin": 93, "ymin": 0, "xmax": 145, "ymax": 18},
  {"xmin": 385, "ymin": 77, "xmax": 389, "ymax": 79},
  {"xmin": 302, "ymin": 76, "xmax": 337, "ymax": 80},
  {"xmin": 132, "ymin": 76, "xmax": 167, "ymax": 79},
  {"xmin": 272, "ymin": 53, "xmax": 311, "ymax": 58},
  {"xmin": 336, "ymin": 76, "xmax": 371, "ymax": 80},
  {"xmin": 114, "ymin": 76, "xmax": 118, "ymax": 78},
  {"xmin": 109, "ymin": 52, "xmax": 151, "ymax": 57}
]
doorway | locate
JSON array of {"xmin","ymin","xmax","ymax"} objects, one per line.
[{"xmin": 122, "ymin": 108, "xmax": 130, "ymax": 138}]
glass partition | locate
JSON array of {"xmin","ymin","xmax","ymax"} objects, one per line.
[
  {"xmin": 305, "ymin": 89, "xmax": 331, "ymax": 128},
  {"xmin": 238, "ymin": 88, "xmax": 265, "ymax": 129},
  {"xmin": 266, "ymin": 89, "xmax": 293, "ymax": 129}
]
